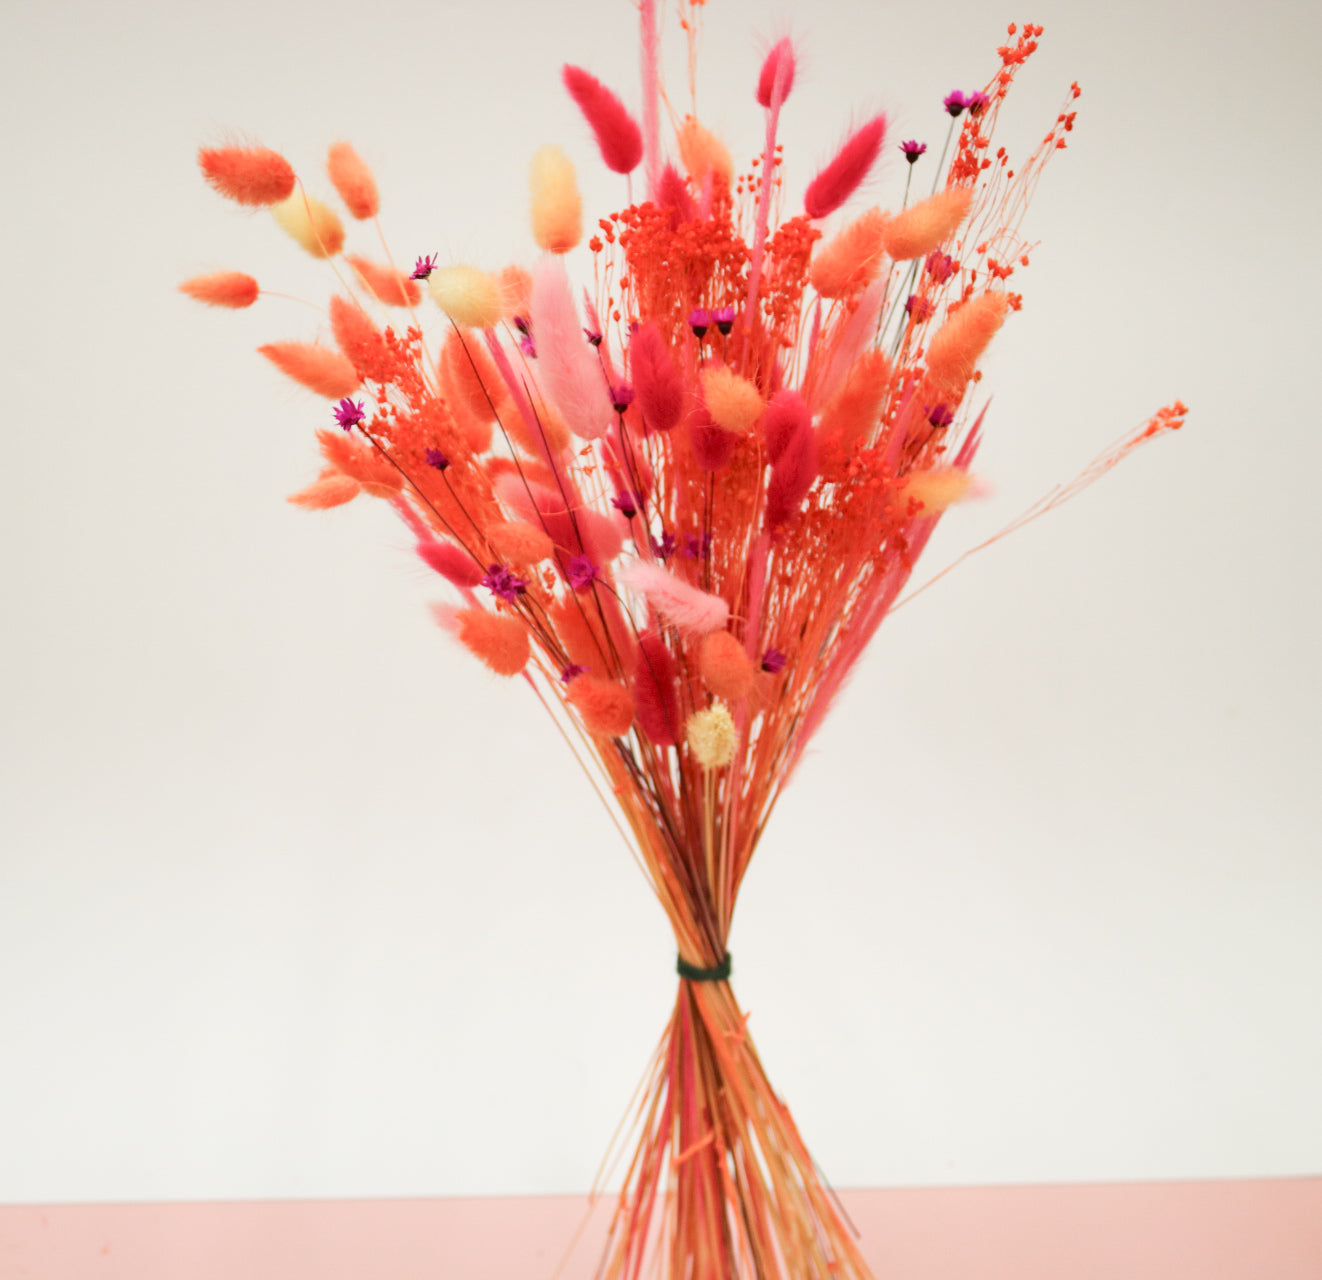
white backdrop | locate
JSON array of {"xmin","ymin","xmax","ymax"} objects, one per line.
[{"xmin": 2, "ymin": 0, "xmax": 1319, "ymax": 1203}]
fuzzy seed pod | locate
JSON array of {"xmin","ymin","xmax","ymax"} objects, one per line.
[
  {"xmin": 882, "ymin": 188, "xmax": 974, "ymax": 261},
  {"xmin": 329, "ymin": 295, "xmax": 391, "ymax": 382},
  {"xmin": 271, "ymin": 192, "xmax": 345, "ymax": 258},
  {"xmin": 562, "ymin": 65, "xmax": 644, "ymax": 174},
  {"xmin": 700, "ymin": 366, "xmax": 764, "ymax": 435},
  {"xmin": 633, "ymin": 631, "xmax": 680, "ymax": 746},
  {"xmin": 810, "ymin": 208, "xmax": 889, "ymax": 298},
  {"xmin": 756, "ymin": 37, "xmax": 797, "ymax": 108},
  {"xmin": 197, "ymin": 145, "xmax": 295, "ymax": 206},
  {"xmin": 429, "ymin": 266, "xmax": 505, "ymax": 329},
  {"xmin": 316, "ymin": 429, "xmax": 401, "ymax": 493},
  {"xmin": 818, "ymin": 349, "xmax": 892, "ymax": 462},
  {"xmin": 567, "ymin": 675, "xmax": 636, "ymax": 738},
  {"xmin": 686, "ymin": 702, "xmax": 737, "ymax": 768},
  {"xmin": 900, "ymin": 467, "xmax": 986, "ymax": 514},
  {"xmin": 676, "ymin": 117, "xmax": 733, "ymax": 189},
  {"xmin": 418, "ymin": 540, "xmax": 484, "ymax": 589},
  {"xmin": 630, "ymin": 323, "xmax": 684, "ymax": 433},
  {"xmin": 287, "ymin": 475, "xmax": 360, "ymax": 509},
  {"xmin": 804, "ymin": 116, "xmax": 887, "ymax": 221},
  {"xmin": 486, "ymin": 520, "xmax": 555, "ymax": 565},
  {"xmin": 765, "ymin": 424, "xmax": 818, "ymax": 530},
  {"xmin": 346, "ymin": 255, "xmax": 421, "ymax": 307},
  {"xmin": 618, "ymin": 562, "xmax": 729, "ymax": 635},
  {"xmin": 258, "ymin": 342, "xmax": 360, "ymax": 398},
  {"xmin": 762, "ymin": 389, "xmax": 812, "ymax": 467},
  {"xmin": 530, "ymin": 145, "xmax": 582, "ymax": 254},
  {"xmin": 455, "ymin": 608, "xmax": 531, "ymax": 676},
  {"xmin": 326, "ymin": 141, "xmax": 379, "ymax": 220},
  {"xmin": 178, "ymin": 271, "xmax": 260, "ymax": 309},
  {"xmin": 926, "ymin": 291, "xmax": 1010, "ymax": 391},
  {"xmin": 699, "ymin": 631, "xmax": 755, "ymax": 702}
]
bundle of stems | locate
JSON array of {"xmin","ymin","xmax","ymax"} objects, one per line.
[{"xmin": 184, "ymin": 5, "xmax": 1183, "ymax": 1276}]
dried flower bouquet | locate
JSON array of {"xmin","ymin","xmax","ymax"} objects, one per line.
[{"xmin": 184, "ymin": 4, "xmax": 1183, "ymax": 1276}]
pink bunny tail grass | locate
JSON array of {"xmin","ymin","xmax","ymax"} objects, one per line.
[
  {"xmin": 882, "ymin": 187, "xmax": 974, "ymax": 261},
  {"xmin": 567, "ymin": 674, "xmax": 636, "ymax": 738},
  {"xmin": 926, "ymin": 290, "xmax": 1010, "ymax": 391},
  {"xmin": 765, "ymin": 420, "xmax": 817, "ymax": 530},
  {"xmin": 656, "ymin": 162, "xmax": 698, "ymax": 226},
  {"xmin": 178, "ymin": 271, "xmax": 259, "ymax": 308},
  {"xmin": 329, "ymin": 295, "xmax": 392, "ymax": 383},
  {"xmin": 529, "ymin": 256, "xmax": 613, "ymax": 441},
  {"xmin": 287, "ymin": 474, "xmax": 360, "ymax": 508},
  {"xmin": 418, "ymin": 540, "xmax": 484, "ymax": 589},
  {"xmin": 633, "ymin": 631, "xmax": 680, "ymax": 746},
  {"xmin": 639, "ymin": 0, "xmax": 661, "ymax": 193},
  {"xmin": 326, "ymin": 141, "xmax": 379, "ymax": 220},
  {"xmin": 562, "ymin": 65, "xmax": 644, "ymax": 175},
  {"xmin": 618, "ymin": 561, "xmax": 729, "ymax": 635},
  {"xmin": 315, "ymin": 429, "xmax": 403, "ymax": 494},
  {"xmin": 197, "ymin": 145, "xmax": 295, "ymax": 206},
  {"xmin": 809, "ymin": 208, "xmax": 889, "ymax": 299},
  {"xmin": 763, "ymin": 389, "xmax": 812, "ymax": 466},
  {"xmin": 454, "ymin": 608, "xmax": 531, "ymax": 676},
  {"xmin": 756, "ymin": 37, "xmax": 797, "ymax": 109},
  {"xmin": 690, "ymin": 419, "xmax": 740, "ymax": 472},
  {"xmin": 699, "ymin": 630, "xmax": 755, "ymax": 702},
  {"xmin": 486, "ymin": 520, "xmax": 555, "ymax": 565},
  {"xmin": 259, "ymin": 342, "xmax": 360, "ymax": 398},
  {"xmin": 629, "ymin": 322, "xmax": 684, "ymax": 433},
  {"xmin": 804, "ymin": 115, "xmax": 887, "ymax": 220},
  {"xmin": 346, "ymin": 255, "xmax": 422, "ymax": 307}
]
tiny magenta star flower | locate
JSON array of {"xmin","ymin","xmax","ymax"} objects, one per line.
[
  {"xmin": 410, "ymin": 253, "xmax": 438, "ymax": 280},
  {"xmin": 967, "ymin": 90, "xmax": 990, "ymax": 114},
  {"xmin": 612, "ymin": 491, "xmax": 638, "ymax": 519},
  {"xmin": 583, "ymin": 326, "xmax": 603, "ymax": 346},
  {"xmin": 611, "ymin": 384, "xmax": 635, "ymax": 413},
  {"xmin": 943, "ymin": 90, "xmax": 969, "ymax": 117},
  {"xmin": 651, "ymin": 531, "xmax": 676, "ymax": 560},
  {"xmin": 333, "ymin": 398, "xmax": 366, "ymax": 431},
  {"xmin": 566, "ymin": 555, "xmax": 599, "ymax": 590},
  {"xmin": 425, "ymin": 447, "xmax": 450, "ymax": 470},
  {"xmin": 900, "ymin": 139, "xmax": 927, "ymax": 163},
  {"xmin": 712, "ymin": 306, "xmax": 737, "ymax": 336},
  {"xmin": 560, "ymin": 663, "xmax": 588, "ymax": 682},
  {"xmin": 927, "ymin": 403, "xmax": 955, "ymax": 428},
  {"xmin": 688, "ymin": 307, "xmax": 711, "ymax": 339},
  {"xmin": 926, "ymin": 251, "xmax": 955, "ymax": 283},
  {"xmin": 482, "ymin": 564, "xmax": 528, "ymax": 602},
  {"xmin": 761, "ymin": 648, "xmax": 787, "ymax": 674}
]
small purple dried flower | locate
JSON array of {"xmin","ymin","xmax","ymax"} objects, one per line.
[
  {"xmin": 900, "ymin": 139, "xmax": 927, "ymax": 163},
  {"xmin": 761, "ymin": 648, "xmax": 787, "ymax": 674},
  {"xmin": 425, "ymin": 447, "xmax": 450, "ymax": 471},
  {"xmin": 712, "ymin": 306, "xmax": 737, "ymax": 336},
  {"xmin": 611, "ymin": 384, "xmax": 635, "ymax": 413},
  {"xmin": 519, "ymin": 334, "xmax": 537, "ymax": 358},
  {"xmin": 943, "ymin": 90, "xmax": 968, "ymax": 118},
  {"xmin": 566, "ymin": 555, "xmax": 599, "ymax": 590},
  {"xmin": 410, "ymin": 253, "xmax": 438, "ymax": 280},
  {"xmin": 688, "ymin": 307, "xmax": 712, "ymax": 339},
  {"xmin": 561, "ymin": 664, "xmax": 588, "ymax": 683},
  {"xmin": 612, "ymin": 491, "xmax": 638, "ymax": 520},
  {"xmin": 333, "ymin": 398, "xmax": 366, "ymax": 431},
  {"xmin": 926, "ymin": 251, "xmax": 955, "ymax": 283},
  {"xmin": 966, "ymin": 90, "xmax": 990, "ymax": 115},
  {"xmin": 927, "ymin": 403, "xmax": 955, "ymax": 428},
  {"xmin": 482, "ymin": 564, "xmax": 528, "ymax": 602},
  {"xmin": 651, "ymin": 531, "xmax": 676, "ymax": 560},
  {"xmin": 584, "ymin": 326, "xmax": 603, "ymax": 346}
]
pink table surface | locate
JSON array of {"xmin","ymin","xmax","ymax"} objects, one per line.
[{"xmin": 2, "ymin": 1180, "xmax": 1320, "ymax": 1280}]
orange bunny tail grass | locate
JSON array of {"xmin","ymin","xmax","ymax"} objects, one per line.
[
  {"xmin": 329, "ymin": 295, "xmax": 392, "ymax": 383},
  {"xmin": 486, "ymin": 520, "xmax": 555, "ymax": 565},
  {"xmin": 271, "ymin": 192, "xmax": 346, "ymax": 258},
  {"xmin": 699, "ymin": 631, "xmax": 755, "ymax": 703},
  {"xmin": 900, "ymin": 466, "xmax": 986, "ymax": 514},
  {"xmin": 287, "ymin": 474, "xmax": 361, "ymax": 509},
  {"xmin": 327, "ymin": 141, "xmax": 379, "ymax": 220},
  {"xmin": 198, "ymin": 145, "xmax": 295, "ymax": 206},
  {"xmin": 178, "ymin": 271, "xmax": 259, "ymax": 308},
  {"xmin": 259, "ymin": 342, "xmax": 360, "ymax": 398},
  {"xmin": 809, "ymin": 208, "xmax": 889, "ymax": 298},
  {"xmin": 455, "ymin": 608, "xmax": 531, "ymax": 676},
  {"xmin": 882, "ymin": 187, "xmax": 974, "ymax": 261},
  {"xmin": 676, "ymin": 116, "xmax": 733, "ymax": 190},
  {"xmin": 926, "ymin": 290, "xmax": 1010, "ymax": 391},
  {"xmin": 530, "ymin": 145, "xmax": 583, "ymax": 254},
  {"xmin": 346, "ymin": 255, "xmax": 422, "ymax": 307},
  {"xmin": 567, "ymin": 675, "xmax": 636, "ymax": 739}
]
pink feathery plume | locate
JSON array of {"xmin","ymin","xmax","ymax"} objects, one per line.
[
  {"xmin": 804, "ymin": 115, "xmax": 887, "ymax": 220},
  {"xmin": 530, "ymin": 257, "xmax": 614, "ymax": 442},
  {"xmin": 744, "ymin": 37, "xmax": 796, "ymax": 334},
  {"xmin": 562, "ymin": 65, "xmax": 644, "ymax": 174},
  {"xmin": 639, "ymin": 0, "xmax": 661, "ymax": 195},
  {"xmin": 617, "ymin": 562, "xmax": 729, "ymax": 635},
  {"xmin": 762, "ymin": 389, "xmax": 812, "ymax": 466},
  {"xmin": 630, "ymin": 322, "xmax": 685, "ymax": 433},
  {"xmin": 418, "ymin": 540, "xmax": 484, "ymax": 589},
  {"xmin": 634, "ymin": 631, "xmax": 680, "ymax": 746},
  {"xmin": 756, "ymin": 38, "xmax": 797, "ymax": 109}
]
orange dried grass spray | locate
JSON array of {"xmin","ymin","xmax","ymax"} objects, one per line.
[{"xmin": 187, "ymin": 13, "xmax": 1182, "ymax": 1280}]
